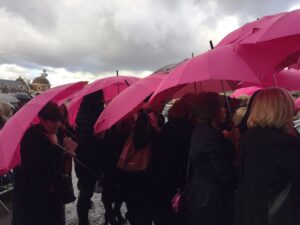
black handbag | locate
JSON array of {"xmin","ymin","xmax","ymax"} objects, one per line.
[{"xmin": 61, "ymin": 174, "xmax": 76, "ymax": 204}]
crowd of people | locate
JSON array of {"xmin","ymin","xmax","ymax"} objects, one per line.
[{"xmin": 3, "ymin": 87, "xmax": 300, "ymax": 225}]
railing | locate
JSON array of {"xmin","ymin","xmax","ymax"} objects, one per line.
[{"xmin": 0, "ymin": 171, "xmax": 15, "ymax": 213}]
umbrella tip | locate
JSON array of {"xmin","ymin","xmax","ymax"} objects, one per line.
[
  {"xmin": 191, "ymin": 52, "xmax": 194, "ymax": 58},
  {"xmin": 209, "ymin": 40, "xmax": 214, "ymax": 50},
  {"xmin": 116, "ymin": 70, "xmax": 119, "ymax": 76}
]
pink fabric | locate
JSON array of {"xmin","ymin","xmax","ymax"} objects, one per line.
[
  {"xmin": 238, "ymin": 69, "xmax": 300, "ymax": 91},
  {"xmin": 0, "ymin": 82, "xmax": 87, "ymax": 175},
  {"xmin": 217, "ymin": 9, "xmax": 300, "ymax": 46},
  {"xmin": 295, "ymin": 97, "xmax": 300, "ymax": 110},
  {"xmin": 93, "ymin": 73, "xmax": 166, "ymax": 134},
  {"xmin": 149, "ymin": 45, "xmax": 260, "ymax": 109},
  {"xmin": 217, "ymin": 9, "xmax": 300, "ymax": 80},
  {"xmin": 67, "ymin": 76, "xmax": 139, "ymax": 126},
  {"xmin": 289, "ymin": 57, "xmax": 300, "ymax": 70},
  {"xmin": 231, "ymin": 86, "xmax": 262, "ymax": 98}
]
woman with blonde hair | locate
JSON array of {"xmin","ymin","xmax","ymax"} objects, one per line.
[{"xmin": 236, "ymin": 88, "xmax": 300, "ymax": 225}]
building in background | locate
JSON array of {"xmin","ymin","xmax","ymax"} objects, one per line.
[
  {"xmin": 30, "ymin": 69, "xmax": 51, "ymax": 95},
  {"xmin": 0, "ymin": 69, "xmax": 51, "ymax": 108}
]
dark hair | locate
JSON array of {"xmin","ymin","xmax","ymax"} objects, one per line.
[
  {"xmin": 82, "ymin": 90, "xmax": 104, "ymax": 105},
  {"xmin": 38, "ymin": 102, "xmax": 63, "ymax": 121},
  {"xmin": 168, "ymin": 93, "xmax": 197, "ymax": 120},
  {"xmin": 157, "ymin": 113, "xmax": 165, "ymax": 128},
  {"xmin": 0, "ymin": 115, "xmax": 6, "ymax": 129},
  {"xmin": 132, "ymin": 110, "xmax": 152, "ymax": 150},
  {"xmin": 221, "ymin": 96, "xmax": 241, "ymax": 131},
  {"xmin": 59, "ymin": 104, "xmax": 69, "ymax": 124},
  {"xmin": 192, "ymin": 92, "xmax": 225, "ymax": 123},
  {"xmin": 238, "ymin": 90, "xmax": 261, "ymax": 134},
  {"xmin": 81, "ymin": 90, "xmax": 104, "ymax": 124}
]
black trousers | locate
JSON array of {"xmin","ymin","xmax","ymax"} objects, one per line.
[
  {"xmin": 188, "ymin": 207, "xmax": 232, "ymax": 225},
  {"xmin": 76, "ymin": 176, "xmax": 96, "ymax": 225}
]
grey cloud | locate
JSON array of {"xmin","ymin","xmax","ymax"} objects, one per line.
[
  {"xmin": 209, "ymin": 0, "xmax": 298, "ymax": 21},
  {"xmin": 1, "ymin": 0, "xmax": 57, "ymax": 30},
  {"xmin": 0, "ymin": 0, "xmax": 299, "ymax": 78}
]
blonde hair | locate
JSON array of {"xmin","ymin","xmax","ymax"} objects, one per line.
[{"xmin": 247, "ymin": 88, "xmax": 295, "ymax": 131}]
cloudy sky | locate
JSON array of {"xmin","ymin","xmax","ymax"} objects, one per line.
[{"xmin": 0, "ymin": 0, "xmax": 299, "ymax": 86}]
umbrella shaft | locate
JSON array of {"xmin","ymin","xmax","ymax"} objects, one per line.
[{"xmin": 57, "ymin": 144, "xmax": 101, "ymax": 179}]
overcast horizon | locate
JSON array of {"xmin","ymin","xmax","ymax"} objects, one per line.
[{"xmin": 0, "ymin": 0, "xmax": 299, "ymax": 86}]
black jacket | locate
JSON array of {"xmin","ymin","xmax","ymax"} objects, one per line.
[
  {"xmin": 13, "ymin": 124, "xmax": 64, "ymax": 225},
  {"xmin": 187, "ymin": 123, "xmax": 236, "ymax": 210},
  {"xmin": 152, "ymin": 118, "xmax": 194, "ymax": 199},
  {"xmin": 236, "ymin": 126, "xmax": 300, "ymax": 225},
  {"xmin": 74, "ymin": 99, "xmax": 104, "ymax": 181}
]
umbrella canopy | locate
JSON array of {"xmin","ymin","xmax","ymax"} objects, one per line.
[
  {"xmin": 93, "ymin": 73, "xmax": 166, "ymax": 134},
  {"xmin": 149, "ymin": 45, "xmax": 261, "ymax": 109},
  {"xmin": 217, "ymin": 9, "xmax": 300, "ymax": 77},
  {"xmin": 67, "ymin": 76, "xmax": 139, "ymax": 126},
  {"xmin": 231, "ymin": 86, "xmax": 262, "ymax": 98},
  {"xmin": 0, "ymin": 93, "xmax": 20, "ymax": 103},
  {"xmin": 262, "ymin": 69, "xmax": 300, "ymax": 90},
  {"xmin": 217, "ymin": 9, "xmax": 300, "ymax": 46},
  {"xmin": 238, "ymin": 69, "xmax": 300, "ymax": 91},
  {"xmin": 0, "ymin": 81, "xmax": 87, "ymax": 175},
  {"xmin": 295, "ymin": 97, "xmax": 300, "ymax": 111},
  {"xmin": 289, "ymin": 57, "xmax": 300, "ymax": 70}
]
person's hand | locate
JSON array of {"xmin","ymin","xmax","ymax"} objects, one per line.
[
  {"xmin": 59, "ymin": 123, "xmax": 66, "ymax": 130},
  {"xmin": 46, "ymin": 134, "xmax": 59, "ymax": 145},
  {"xmin": 63, "ymin": 137, "xmax": 78, "ymax": 155},
  {"xmin": 230, "ymin": 128, "xmax": 241, "ymax": 142},
  {"xmin": 223, "ymin": 128, "xmax": 241, "ymax": 149}
]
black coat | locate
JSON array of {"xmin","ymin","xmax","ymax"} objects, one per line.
[
  {"xmin": 151, "ymin": 118, "xmax": 194, "ymax": 225},
  {"xmin": 187, "ymin": 123, "xmax": 236, "ymax": 223},
  {"xmin": 236, "ymin": 126, "xmax": 300, "ymax": 225},
  {"xmin": 13, "ymin": 125, "xmax": 65, "ymax": 225},
  {"xmin": 74, "ymin": 100, "xmax": 104, "ymax": 183},
  {"xmin": 152, "ymin": 118, "xmax": 194, "ymax": 200}
]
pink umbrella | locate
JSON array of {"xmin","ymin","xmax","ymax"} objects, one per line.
[
  {"xmin": 231, "ymin": 86, "xmax": 262, "ymax": 98},
  {"xmin": 93, "ymin": 73, "xmax": 166, "ymax": 134},
  {"xmin": 217, "ymin": 9, "xmax": 300, "ymax": 46},
  {"xmin": 149, "ymin": 45, "xmax": 261, "ymax": 109},
  {"xmin": 295, "ymin": 97, "xmax": 300, "ymax": 111},
  {"xmin": 235, "ymin": 36, "xmax": 300, "ymax": 77},
  {"xmin": 263, "ymin": 69, "xmax": 300, "ymax": 90},
  {"xmin": 67, "ymin": 76, "xmax": 140, "ymax": 126},
  {"xmin": 0, "ymin": 81, "xmax": 87, "ymax": 175},
  {"xmin": 289, "ymin": 57, "xmax": 300, "ymax": 70},
  {"xmin": 216, "ymin": 10, "xmax": 300, "ymax": 77},
  {"xmin": 238, "ymin": 69, "xmax": 300, "ymax": 91}
]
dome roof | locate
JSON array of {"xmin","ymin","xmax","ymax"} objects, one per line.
[
  {"xmin": 16, "ymin": 76, "xmax": 25, "ymax": 83},
  {"xmin": 31, "ymin": 69, "xmax": 50, "ymax": 86},
  {"xmin": 32, "ymin": 76, "xmax": 50, "ymax": 85}
]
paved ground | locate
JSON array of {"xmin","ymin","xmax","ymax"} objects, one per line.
[{"xmin": 0, "ymin": 169, "xmax": 119, "ymax": 225}]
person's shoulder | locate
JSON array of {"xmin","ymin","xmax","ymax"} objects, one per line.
[
  {"xmin": 244, "ymin": 126, "xmax": 300, "ymax": 146},
  {"xmin": 193, "ymin": 123, "xmax": 222, "ymax": 141},
  {"xmin": 23, "ymin": 124, "xmax": 45, "ymax": 141}
]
